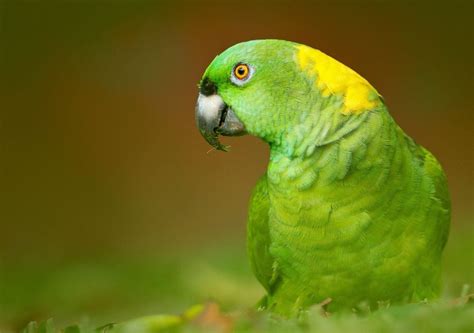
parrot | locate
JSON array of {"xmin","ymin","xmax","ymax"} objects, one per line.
[{"xmin": 195, "ymin": 39, "xmax": 451, "ymax": 316}]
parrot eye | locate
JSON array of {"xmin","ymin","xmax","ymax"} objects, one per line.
[
  {"xmin": 234, "ymin": 64, "xmax": 249, "ymax": 79},
  {"xmin": 231, "ymin": 63, "xmax": 253, "ymax": 86}
]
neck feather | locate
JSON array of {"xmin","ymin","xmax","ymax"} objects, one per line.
[{"xmin": 267, "ymin": 108, "xmax": 401, "ymax": 192}]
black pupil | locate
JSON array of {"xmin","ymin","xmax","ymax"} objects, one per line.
[{"xmin": 237, "ymin": 66, "xmax": 246, "ymax": 76}]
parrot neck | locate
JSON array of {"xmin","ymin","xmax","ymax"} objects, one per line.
[
  {"xmin": 266, "ymin": 109, "xmax": 408, "ymax": 219},
  {"xmin": 268, "ymin": 93, "xmax": 376, "ymax": 158}
]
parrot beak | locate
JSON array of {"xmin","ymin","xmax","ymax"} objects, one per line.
[{"xmin": 195, "ymin": 86, "xmax": 246, "ymax": 151}]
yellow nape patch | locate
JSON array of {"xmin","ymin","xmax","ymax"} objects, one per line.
[{"xmin": 296, "ymin": 44, "xmax": 381, "ymax": 115}]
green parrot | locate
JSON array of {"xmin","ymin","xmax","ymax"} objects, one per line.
[{"xmin": 195, "ymin": 40, "xmax": 450, "ymax": 315}]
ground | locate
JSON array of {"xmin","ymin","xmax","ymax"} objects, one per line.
[{"xmin": 1, "ymin": 225, "xmax": 473, "ymax": 333}]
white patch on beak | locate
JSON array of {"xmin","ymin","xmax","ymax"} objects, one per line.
[{"xmin": 197, "ymin": 93, "xmax": 225, "ymax": 122}]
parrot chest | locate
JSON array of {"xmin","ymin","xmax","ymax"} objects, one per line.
[
  {"xmin": 261, "ymin": 148, "xmax": 442, "ymax": 307},
  {"xmin": 263, "ymin": 185, "xmax": 417, "ymax": 309}
]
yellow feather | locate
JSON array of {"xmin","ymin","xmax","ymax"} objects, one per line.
[{"xmin": 295, "ymin": 45, "xmax": 381, "ymax": 115}]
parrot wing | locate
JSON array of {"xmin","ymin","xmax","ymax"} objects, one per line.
[
  {"xmin": 247, "ymin": 175, "xmax": 278, "ymax": 295},
  {"xmin": 405, "ymin": 134, "xmax": 451, "ymax": 251},
  {"xmin": 421, "ymin": 146, "xmax": 451, "ymax": 251}
]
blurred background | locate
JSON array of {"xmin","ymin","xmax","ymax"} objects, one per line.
[{"xmin": 1, "ymin": 0, "xmax": 473, "ymax": 331}]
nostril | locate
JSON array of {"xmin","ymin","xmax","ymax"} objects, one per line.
[{"xmin": 199, "ymin": 77, "xmax": 217, "ymax": 96}]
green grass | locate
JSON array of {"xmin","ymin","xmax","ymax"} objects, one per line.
[
  {"xmin": 1, "ymin": 225, "xmax": 473, "ymax": 333},
  {"xmin": 13, "ymin": 300, "xmax": 474, "ymax": 333}
]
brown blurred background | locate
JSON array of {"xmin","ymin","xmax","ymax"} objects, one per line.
[{"xmin": 1, "ymin": 0, "xmax": 473, "ymax": 263}]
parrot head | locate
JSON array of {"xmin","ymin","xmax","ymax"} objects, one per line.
[
  {"xmin": 195, "ymin": 39, "xmax": 302, "ymax": 151},
  {"xmin": 196, "ymin": 39, "xmax": 381, "ymax": 152}
]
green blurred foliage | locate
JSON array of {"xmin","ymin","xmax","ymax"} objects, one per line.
[
  {"xmin": 1, "ymin": 226, "xmax": 473, "ymax": 332},
  {"xmin": 0, "ymin": 1, "xmax": 473, "ymax": 332}
]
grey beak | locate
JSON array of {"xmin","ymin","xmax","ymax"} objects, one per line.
[{"xmin": 195, "ymin": 93, "xmax": 246, "ymax": 151}]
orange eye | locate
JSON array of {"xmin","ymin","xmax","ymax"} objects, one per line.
[{"xmin": 234, "ymin": 64, "xmax": 250, "ymax": 80}]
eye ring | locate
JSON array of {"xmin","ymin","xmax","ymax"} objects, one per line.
[{"xmin": 231, "ymin": 63, "xmax": 253, "ymax": 86}]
